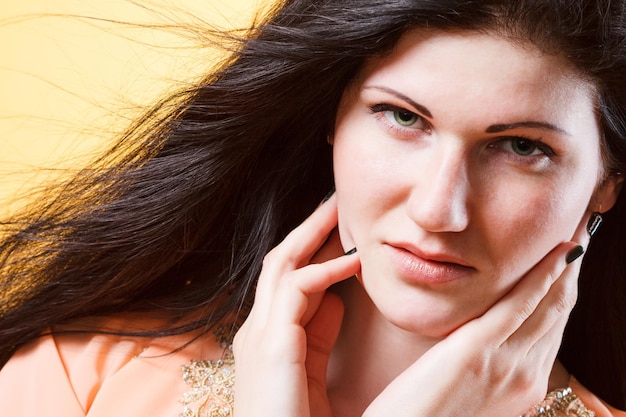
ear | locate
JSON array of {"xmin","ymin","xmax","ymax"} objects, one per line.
[{"xmin": 591, "ymin": 171, "xmax": 624, "ymax": 213}]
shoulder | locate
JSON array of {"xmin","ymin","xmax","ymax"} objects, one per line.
[{"xmin": 0, "ymin": 315, "xmax": 226, "ymax": 417}]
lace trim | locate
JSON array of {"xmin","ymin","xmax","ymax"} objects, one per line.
[
  {"xmin": 520, "ymin": 387, "xmax": 595, "ymax": 417},
  {"xmin": 179, "ymin": 326, "xmax": 235, "ymax": 417},
  {"xmin": 178, "ymin": 329, "xmax": 594, "ymax": 417}
]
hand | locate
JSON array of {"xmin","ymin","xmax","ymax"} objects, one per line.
[
  {"xmin": 363, "ymin": 215, "xmax": 591, "ymax": 417},
  {"xmin": 233, "ymin": 194, "xmax": 360, "ymax": 417}
]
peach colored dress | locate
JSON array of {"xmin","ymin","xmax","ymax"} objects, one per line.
[
  {"xmin": 0, "ymin": 318, "xmax": 624, "ymax": 417},
  {"xmin": 0, "ymin": 317, "xmax": 229, "ymax": 417}
]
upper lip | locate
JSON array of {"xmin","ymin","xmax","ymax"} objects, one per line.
[{"xmin": 387, "ymin": 241, "xmax": 475, "ymax": 270}]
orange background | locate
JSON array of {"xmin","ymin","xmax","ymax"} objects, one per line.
[{"xmin": 0, "ymin": 0, "xmax": 268, "ymax": 215}]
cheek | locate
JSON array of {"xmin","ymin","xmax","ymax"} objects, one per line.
[
  {"xmin": 333, "ymin": 133, "xmax": 387, "ymax": 248},
  {"xmin": 333, "ymin": 140, "xmax": 382, "ymax": 247},
  {"xmin": 482, "ymin": 179, "xmax": 588, "ymax": 285}
]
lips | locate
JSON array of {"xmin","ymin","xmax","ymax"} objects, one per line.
[{"xmin": 384, "ymin": 243, "xmax": 475, "ymax": 284}]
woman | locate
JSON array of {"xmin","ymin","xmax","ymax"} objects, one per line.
[{"xmin": 0, "ymin": 0, "xmax": 625, "ymax": 416}]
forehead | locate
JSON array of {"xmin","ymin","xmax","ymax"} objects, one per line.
[
  {"xmin": 364, "ymin": 29, "xmax": 582, "ymax": 78},
  {"xmin": 349, "ymin": 29, "xmax": 598, "ymax": 133}
]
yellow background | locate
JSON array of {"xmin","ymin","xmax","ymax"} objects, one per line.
[{"xmin": 0, "ymin": 0, "xmax": 267, "ymax": 215}]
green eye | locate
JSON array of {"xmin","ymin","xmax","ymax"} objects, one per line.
[
  {"xmin": 371, "ymin": 103, "xmax": 428, "ymax": 132},
  {"xmin": 510, "ymin": 138, "xmax": 538, "ymax": 156},
  {"xmin": 393, "ymin": 111, "xmax": 419, "ymax": 126},
  {"xmin": 492, "ymin": 136, "xmax": 555, "ymax": 158}
]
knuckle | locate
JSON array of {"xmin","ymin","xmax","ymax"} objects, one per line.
[
  {"xmin": 514, "ymin": 370, "xmax": 538, "ymax": 394},
  {"xmin": 549, "ymin": 277, "xmax": 579, "ymax": 316},
  {"xmin": 468, "ymin": 354, "xmax": 536, "ymax": 394},
  {"xmin": 262, "ymin": 245, "xmax": 297, "ymax": 270},
  {"xmin": 281, "ymin": 273, "xmax": 299, "ymax": 292},
  {"xmin": 465, "ymin": 348, "xmax": 493, "ymax": 380},
  {"xmin": 262, "ymin": 248, "xmax": 279, "ymax": 266},
  {"xmin": 514, "ymin": 297, "xmax": 539, "ymax": 323},
  {"xmin": 553, "ymin": 289, "xmax": 577, "ymax": 315}
]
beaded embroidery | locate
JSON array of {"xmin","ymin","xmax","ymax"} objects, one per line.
[
  {"xmin": 179, "ymin": 328, "xmax": 595, "ymax": 417},
  {"xmin": 520, "ymin": 387, "xmax": 595, "ymax": 417},
  {"xmin": 179, "ymin": 326, "xmax": 235, "ymax": 417}
]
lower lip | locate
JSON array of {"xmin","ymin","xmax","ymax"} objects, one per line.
[{"xmin": 384, "ymin": 245, "xmax": 473, "ymax": 284}]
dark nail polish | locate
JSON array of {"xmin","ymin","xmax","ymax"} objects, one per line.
[
  {"xmin": 321, "ymin": 186, "xmax": 336, "ymax": 204},
  {"xmin": 566, "ymin": 245, "xmax": 584, "ymax": 264},
  {"xmin": 587, "ymin": 212, "xmax": 603, "ymax": 236},
  {"xmin": 344, "ymin": 247, "xmax": 357, "ymax": 256}
]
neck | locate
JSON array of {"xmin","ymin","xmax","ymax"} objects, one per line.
[
  {"xmin": 327, "ymin": 278, "xmax": 442, "ymax": 416},
  {"xmin": 326, "ymin": 278, "xmax": 571, "ymax": 416}
]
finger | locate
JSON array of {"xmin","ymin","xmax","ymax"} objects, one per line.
[
  {"xmin": 507, "ymin": 211, "xmax": 591, "ymax": 347},
  {"xmin": 534, "ymin": 310, "xmax": 572, "ymax": 383},
  {"xmin": 466, "ymin": 242, "xmax": 576, "ymax": 347},
  {"xmin": 506, "ymin": 255, "xmax": 578, "ymax": 360},
  {"xmin": 505, "ymin": 213, "xmax": 591, "ymax": 355},
  {"xmin": 306, "ymin": 292, "xmax": 344, "ymax": 417},
  {"xmin": 472, "ymin": 210, "xmax": 592, "ymax": 346},
  {"xmin": 310, "ymin": 227, "xmax": 345, "ymax": 264},
  {"xmin": 271, "ymin": 194, "xmax": 340, "ymax": 269},
  {"xmin": 254, "ymin": 195, "xmax": 340, "ymax": 305},
  {"xmin": 270, "ymin": 251, "xmax": 360, "ymax": 325},
  {"xmin": 305, "ymin": 292, "xmax": 344, "ymax": 385}
]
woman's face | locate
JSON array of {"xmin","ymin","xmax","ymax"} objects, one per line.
[{"xmin": 333, "ymin": 30, "xmax": 616, "ymax": 337}]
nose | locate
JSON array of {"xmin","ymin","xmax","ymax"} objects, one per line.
[{"xmin": 406, "ymin": 149, "xmax": 471, "ymax": 233}]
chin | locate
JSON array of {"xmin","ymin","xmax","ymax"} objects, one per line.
[
  {"xmin": 389, "ymin": 312, "xmax": 463, "ymax": 338},
  {"xmin": 357, "ymin": 256, "xmax": 489, "ymax": 338},
  {"xmin": 369, "ymin": 291, "xmax": 471, "ymax": 339}
]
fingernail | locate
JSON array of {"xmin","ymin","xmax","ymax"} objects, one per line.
[
  {"xmin": 321, "ymin": 186, "xmax": 335, "ymax": 204},
  {"xmin": 344, "ymin": 247, "xmax": 357, "ymax": 256},
  {"xmin": 587, "ymin": 212, "xmax": 603, "ymax": 236},
  {"xmin": 566, "ymin": 245, "xmax": 584, "ymax": 264}
]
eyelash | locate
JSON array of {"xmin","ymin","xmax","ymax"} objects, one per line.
[
  {"xmin": 489, "ymin": 136, "xmax": 556, "ymax": 160},
  {"xmin": 369, "ymin": 102, "xmax": 556, "ymax": 160},
  {"xmin": 369, "ymin": 103, "xmax": 430, "ymax": 137}
]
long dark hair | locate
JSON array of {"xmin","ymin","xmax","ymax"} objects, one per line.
[{"xmin": 1, "ymin": 0, "xmax": 625, "ymax": 408}]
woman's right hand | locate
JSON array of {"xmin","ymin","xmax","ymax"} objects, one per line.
[
  {"xmin": 363, "ymin": 215, "xmax": 591, "ymax": 417},
  {"xmin": 232, "ymin": 194, "xmax": 360, "ymax": 417}
]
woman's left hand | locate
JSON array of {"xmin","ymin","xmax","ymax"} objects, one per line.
[{"xmin": 362, "ymin": 215, "xmax": 590, "ymax": 417}]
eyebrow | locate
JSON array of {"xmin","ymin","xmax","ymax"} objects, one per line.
[
  {"xmin": 363, "ymin": 86, "xmax": 433, "ymax": 118},
  {"xmin": 485, "ymin": 122, "xmax": 570, "ymax": 136},
  {"xmin": 364, "ymin": 85, "xmax": 571, "ymax": 137}
]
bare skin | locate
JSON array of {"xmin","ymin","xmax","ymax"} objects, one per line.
[
  {"xmin": 233, "ymin": 30, "xmax": 622, "ymax": 417},
  {"xmin": 234, "ymin": 196, "xmax": 591, "ymax": 417}
]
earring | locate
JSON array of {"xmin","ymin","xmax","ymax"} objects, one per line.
[{"xmin": 587, "ymin": 212, "xmax": 603, "ymax": 236}]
